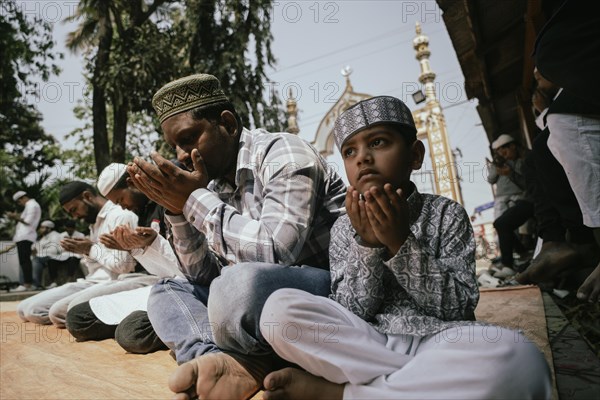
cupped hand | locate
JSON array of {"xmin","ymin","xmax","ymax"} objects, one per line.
[
  {"xmin": 127, "ymin": 149, "xmax": 209, "ymax": 214},
  {"xmin": 112, "ymin": 225, "xmax": 157, "ymax": 250},
  {"xmin": 60, "ymin": 237, "xmax": 94, "ymax": 256},
  {"xmin": 346, "ymin": 186, "xmax": 382, "ymax": 247},
  {"xmin": 363, "ymin": 184, "xmax": 410, "ymax": 256}
]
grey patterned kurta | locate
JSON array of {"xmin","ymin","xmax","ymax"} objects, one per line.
[{"xmin": 330, "ymin": 187, "xmax": 479, "ymax": 336}]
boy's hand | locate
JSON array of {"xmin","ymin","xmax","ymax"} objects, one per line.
[
  {"xmin": 364, "ymin": 184, "xmax": 410, "ymax": 256},
  {"xmin": 346, "ymin": 186, "xmax": 382, "ymax": 247}
]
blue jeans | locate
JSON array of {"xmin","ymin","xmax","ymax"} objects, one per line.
[
  {"xmin": 147, "ymin": 277, "xmax": 215, "ymax": 364},
  {"xmin": 147, "ymin": 263, "xmax": 330, "ymax": 364}
]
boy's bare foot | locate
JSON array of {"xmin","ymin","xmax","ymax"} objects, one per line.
[
  {"xmin": 577, "ymin": 264, "xmax": 600, "ymax": 302},
  {"xmin": 263, "ymin": 368, "xmax": 343, "ymax": 400},
  {"xmin": 515, "ymin": 242, "xmax": 581, "ymax": 284},
  {"xmin": 169, "ymin": 352, "xmax": 260, "ymax": 400}
]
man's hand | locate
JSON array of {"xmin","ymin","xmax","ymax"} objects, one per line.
[
  {"xmin": 363, "ymin": 184, "xmax": 410, "ymax": 256},
  {"xmin": 60, "ymin": 237, "xmax": 93, "ymax": 256},
  {"xmin": 496, "ymin": 164, "xmax": 511, "ymax": 176},
  {"xmin": 346, "ymin": 186, "xmax": 382, "ymax": 248},
  {"xmin": 98, "ymin": 233, "xmax": 126, "ymax": 251},
  {"xmin": 5, "ymin": 211, "xmax": 24, "ymax": 224},
  {"xmin": 100, "ymin": 225, "xmax": 157, "ymax": 251},
  {"xmin": 0, "ymin": 244, "xmax": 16, "ymax": 255},
  {"xmin": 127, "ymin": 149, "xmax": 209, "ymax": 215}
]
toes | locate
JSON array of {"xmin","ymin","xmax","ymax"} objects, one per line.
[
  {"xmin": 577, "ymin": 283, "xmax": 600, "ymax": 303},
  {"xmin": 169, "ymin": 362, "xmax": 198, "ymax": 395},
  {"xmin": 577, "ymin": 265, "xmax": 600, "ymax": 303},
  {"xmin": 263, "ymin": 371, "xmax": 280, "ymax": 391},
  {"xmin": 576, "ymin": 282, "xmax": 591, "ymax": 301},
  {"xmin": 263, "ymin": 368, "xmax": 293, "ymax": 391},
  {"xmin": 171, "ymin": 392, "xmax": 194, "ymax": 400},
  {"xmin": 263, "ymin": 388, "xmax": 286, "ymax": 400}
]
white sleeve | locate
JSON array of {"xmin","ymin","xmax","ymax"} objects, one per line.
[{"xmin": 131, "ymin": 234, "xmax": 182, "ymax": 278}]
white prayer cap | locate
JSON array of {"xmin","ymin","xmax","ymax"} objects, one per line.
[
  {"xmin": 97, "ymin": 163, "xmax": 128, "ymax": 197},
  {"xmin": 40, "ymin": 220, "xmax": 55, "ymax": 229},
  {"xmin": 12, "ymin": 191, "xmax": 27, "ymax": 201},
  {"xmin": 491, "ymin": 134, "xmax": 515, "ymax": 150}
]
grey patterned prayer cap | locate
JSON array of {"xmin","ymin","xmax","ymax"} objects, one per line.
[
  {"xmin": 152, "ymin": 74, "xmax": 230, "ymax": 123},
  {"xmin": 333, "ymin": 96, "xmax": 417, "ymax": 150}
]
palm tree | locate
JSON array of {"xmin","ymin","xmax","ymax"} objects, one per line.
[
  {"xmin": 65, "ymin": 0, "xmax": 171, "ymax": 174},
  {"xmin": 64, "ymin": 0, "xmax": 285, "ymax": 176}
]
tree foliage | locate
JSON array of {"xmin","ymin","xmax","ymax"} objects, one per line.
[
  {"xmin": 66, "ymin": 0, "xmax": 286, "ymax": 175},
  {"xmin": 0, "ymin": 0, "xmax": 63, "ymax": 229}
]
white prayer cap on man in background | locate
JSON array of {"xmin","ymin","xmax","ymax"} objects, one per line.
[
  {"xmin": 97, "ymin": 163, "xmax": 128, "ymax": 197},
  {"xmin": 12, "ymin": 191, "xmax": 27, "ymax": 201},
  {"xmin": 491, "ymin": 134, "xmax": 515, "ymax": 150},
  {"xmin": 40, "ymin": 220, "xmax": 55, "ymax": 229}
]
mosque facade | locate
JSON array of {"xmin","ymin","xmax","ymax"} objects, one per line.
[{"xmin": 286, "ymin": 23, "xmax": 464, "ymax": 205}]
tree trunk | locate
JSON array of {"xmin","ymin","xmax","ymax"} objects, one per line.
[
  {"xmin": 111, "ymin": 99, "xmax": 128, "ymax": 163},
  {"xmin": 92, "ymin": 1, "xmax": 113, "ymax": 175}
]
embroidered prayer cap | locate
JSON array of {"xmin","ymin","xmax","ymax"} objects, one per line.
[
  {"xmin": 59, "ymin": 181, "xmax": 95, "ymax": 205},
  {"xmin": 12, "ymin": 191, "xmax": 27, "ymax": 201},
  {"xmin": 97, "ymin": 163, "xmax": 128, "ymax": 197},
  {"xmin": 333, "ymin": 96, "xmax": 417, "ymax": 150},
  {"xmin": 491, "ymin": 134, "xmax": 515, "ymax": 150},
  {"xmin": 40, "ymin": 220, "xmax": 55, "ymax": 229},
  {"xmin": 152, "ymin": 74, "xmax": 230, "ymax": 123}
]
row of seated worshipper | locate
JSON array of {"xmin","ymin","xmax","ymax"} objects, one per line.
[{"xmin": 15, "ymin": 72, "xmax": 553, "ymax": 400}]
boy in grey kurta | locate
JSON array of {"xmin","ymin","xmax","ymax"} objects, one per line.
[
  {"xmin": 329, "ymin": 183, "xmax": 478, "ymax": 336},
  {"xmin": 258, "ymin": 96, "xmax": 552, "ymax": 400}
]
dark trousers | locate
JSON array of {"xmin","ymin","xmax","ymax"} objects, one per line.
[
  {"xmin": 16, "ymin": 240, "xmax": 33, "ymax": 285},
  {"xmin": 65, "ymin": 257, "xmax": 81, "ymax": 277},
  {"xmin": 494, "ymin": 200, "xmax": 535, "ymax": 266},
  {"xmin": 66, "ymin": 301, "xmax": 166, "ymax": 354},
  {"xmin": 32, "ymin": 257, "xmax": 61, "ymax": 287}
]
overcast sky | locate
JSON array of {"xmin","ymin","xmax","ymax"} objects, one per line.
[{"xmin": 15, "ymin": 0, "xmax": 495, "ymax": 222}]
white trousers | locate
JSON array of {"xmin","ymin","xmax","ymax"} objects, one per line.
[
  {"xmin": 17, "ymin": 274, "xmax": 155, "ymax": 328},
  {"xmin": 547, "ymin": 113, "xmax": 600, "ymax": 228},
  {"xmin": 260, "ymin": 289, "xmax": 552, "ymax": 400}
]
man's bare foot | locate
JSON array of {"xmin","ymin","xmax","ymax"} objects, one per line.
[
  {"xmin": 263, "ymin": 368, "xmax": 343, "ymax": 400},
  {"xmin": 577, "ymin": 264, "xmax": 600, "ymax": 302},
  {"xmin": 516, "ymin": 242, "xmax": 581, "ymax": 284},
  {"xmin": 168, "ymin": 352, "xmax": 259, "ymax": 400}
]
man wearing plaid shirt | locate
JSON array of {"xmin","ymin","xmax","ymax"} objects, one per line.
[{"xmin": 129, "ymin": 74, "xmax": 346, "ymax": 399}]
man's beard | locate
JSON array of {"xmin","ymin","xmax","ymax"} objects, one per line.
[{"xmin": 83, "ymin": 201, "xmax": 99, "ymax": 224}]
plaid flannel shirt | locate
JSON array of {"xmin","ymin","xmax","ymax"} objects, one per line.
[{"xmin": 166, "ymin": 128, "xmax": 346, "ymax": 284}]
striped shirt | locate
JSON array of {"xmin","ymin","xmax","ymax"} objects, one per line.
[
  {"xmin": 330, "ymin": 186, "xmax": 479, "ymax": 337},
  {"xmin": 166, "ymin": 128, "xmax": 346, "ymax": 284}
]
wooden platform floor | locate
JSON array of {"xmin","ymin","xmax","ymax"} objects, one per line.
[{"xmin": 1, "ymin": 286, "xmax": 557, "ymax": 399}]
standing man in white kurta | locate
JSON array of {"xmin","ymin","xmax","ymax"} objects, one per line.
[{"xmin": 7, "ymin": 191, "xmax": 41, "ymax": 292}]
